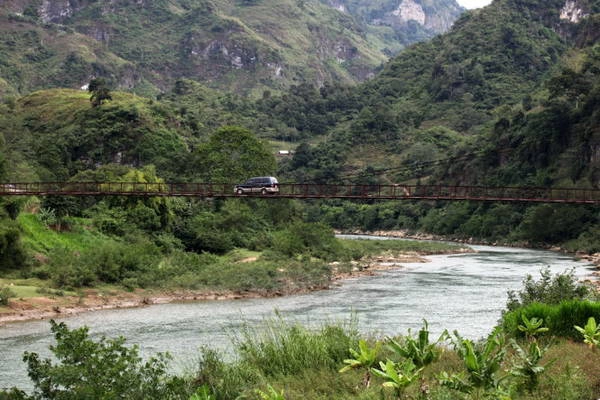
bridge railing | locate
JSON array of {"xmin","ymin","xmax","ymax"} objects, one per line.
[{"xmin": 0, "ymin": 182, "xmax": 599, "ymax": 203}]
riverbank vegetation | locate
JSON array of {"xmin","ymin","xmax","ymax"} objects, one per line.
[
  {"xmin": 1, "ymin": 269, "xmax": 599, "ymax": 399},
  {"xmin": 0, "ymin": 201, "xmax": 465, "ymax": 319}
]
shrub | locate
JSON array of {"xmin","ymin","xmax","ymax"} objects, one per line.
[
  {"xmin": 271, "ymin": 222, "xmax": 342, "ymax": 261},
  {"xmin": 0, "ymin": 220, "xmax": 27, "ymax": 271},
  {"xmin": 0, "ymin": 286, "xmax": 16, "ymax": 306},
  {"xmin": 84, "ymin": 239, "xmax": 161, "ymax": 284},
  {"xmin": 20, "ymin": 320, "xmax": 189, "ymax": 399},
  {"xmin": 37, "ymin": 207, "xmax": 57, "ymax": 227},
  {"xmin": 503, "ymin": 301, "xmax": 600, "ymax": 340},
  {"xmin": 506, "ymin": 267, "xmax": 590, "ymax": 311}
]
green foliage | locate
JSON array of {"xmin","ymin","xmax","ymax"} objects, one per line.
[
  {"xmin": 236, "ymin": 318, "xmax": 357, "ymax": 377},
  {"xmin": 0, "ymin": 285, "xmax": 16, "ymax": 305},
  {"xmin": 88, "ymin": 78, "xmax": 113, "ymax": 107},
  {"xmin": 371, "ymin": 359, "xmax": 422, "ymax": 398},
  {"xmin": 340, "ymin": 339, "xmax": 381, "ymax": 373},
  {"xmin": 4, "ymin": 316, "xmax": 600, "ymax": 399},
  {"xmin": 20, "ymin": 320, "xmax": 189, "ymax": 399},
  {"xmin": 517, "ymin": 314, "xmax": 549, "ymax": 341},
  {"xmin": 574, "ymin": 317, "xmax": 600, "ymax": 349},
  {"xmin": 271, "ymin": 221, "xmax": 342, "ymax": 261},
  {"xmin": 440, "ymin": 328, "xmax": 507, "ymax": 396},
  {"xmin": 37, "ymin": 208, "xmax": 57, "ymax": 227},
  {"xmin": 193, "ymin": 126, "xmax": 276, "ymax": 183},
  {"xmin": 194, "ymin": 319, "xmax": 357, "ymax": 399},
  {"xmin": 339, "ymin": 339, "xmax": 381, "ymax": 388},
  {"xmin": 40, "ymin": 238, "xmax": 161, "ymax": 288},
  {"xmin": 0, "ymin": 219, "xmax": 27, "ymax": 271},
  {"xmin": 255, "ymin": 385, "xmax": 286, "ymax": 400},
  {"xmin": 508, "ymin": 339, "xmax": 554, "ymax": 392},
  {"xmin": 189, "ymin": 385, "xmax": 215, "ymax": 400},
  {"xmin": 514, "ymin": 205, "xmax": 593, "ymax": 244},
  {"xmin": 387, "ymin": 319, "xmax": 448, "ymax": 368},
  {"xmin": 506, "ymin": 267, "xmax": 590, "ymax": 311},
  {"xmin": 503, "ymin": 301, "xmax": 600, "ymax": 340}
]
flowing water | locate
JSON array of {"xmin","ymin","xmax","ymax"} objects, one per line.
[{"xmin": 0, "ymin": 239, "xmax": 595, "ymax": 390}]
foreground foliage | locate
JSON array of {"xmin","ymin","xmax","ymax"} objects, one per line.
[
  {"xmin": 2, "ymin": 270, "xmax": 600, "ymax": 399},
  {"xmin": 3, "ymin": 310, "xmax": 599, "ymax": 400},
  {"xmin": 2, "ymin": 320, "xmax": 190, "ymax": 400}
]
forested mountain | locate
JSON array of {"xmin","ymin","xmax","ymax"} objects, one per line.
[
  {"xmin": 2, "ymin": 0, "xmax": 599, "ymax": 189},
  {"xmin": 0, "ymin": 0, "xmax": 464, "ymax": 96},
  {"xmin": 267, "ymin": 0, "xmax": 600, "ymax": 189}
]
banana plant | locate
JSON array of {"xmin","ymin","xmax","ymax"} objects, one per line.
[
  {"xmin": 339, "ymin": 339, "xmax": 381, "ymax": 387},
  {"xmin": 387, "ymin": 319, "xmax": 448, "ymax": 367},
  {"xmin": 508, "ymin": 338, "xmax": 554, "ymax": 392},
  {"xmin": 517, "ymin": 314, "xmax": 549, "ymax": 341},
  {"xmin": 255, "ymin": 384, "xmax": 286, "ymax": 400},
  {"xmin": 574, "ymin": 317, "xmax": 600, "ymax": 350},
  {"xmin": 371, "ymin": 359, "xmax": 422, "ymax": 399},
  {"xmin": 440, "ymin": 328, "xmax": 508, "ymax": 398}
]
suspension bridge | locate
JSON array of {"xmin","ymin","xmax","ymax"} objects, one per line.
[{"xmin": 1, "ymin": 182, "xmax": 599, "ymax": 204}]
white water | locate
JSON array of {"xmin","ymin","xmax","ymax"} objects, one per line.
[{"xmin": 0, "ymin": 240, "xmax": 595, "ymax": 390}]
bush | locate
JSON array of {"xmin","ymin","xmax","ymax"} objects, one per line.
[
  {"xmin": 506, "ymin": 267, "xmax": 590, "ymax": 311},
  {"xmin": 18, "ymin": 320, "xmax": 190, "ymax": 399},
  {"xmin": 0, "ymin": 220, "xmax": 27, "ymax": 271},
  {"xmin": 502, "ymin": 301, "xmax": 600, "ymax": 340},
  {"xmin": 271, "ymin": 222, "xmax": 342, "ymax": 261},
  {"xmin": 0, "ymin": 286, "xmax": 16, "ymax": 306}
]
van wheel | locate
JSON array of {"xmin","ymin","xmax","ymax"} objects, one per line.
[
  {"xmin": 237, "ymin": 188, "xmax": 244, "ymax": 195},
  {"xmin": 261, "ymin": 188, "xmax": 267, "ymax": 195}
]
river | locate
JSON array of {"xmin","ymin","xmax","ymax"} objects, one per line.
[{"xmin": 0, "ymin": 240, "xmax": 595, "ymax": 390}]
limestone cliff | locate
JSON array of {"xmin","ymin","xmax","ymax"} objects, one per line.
[{"xmin": 322, "ymin": 0, "xmax": 465, "ymax": 38}]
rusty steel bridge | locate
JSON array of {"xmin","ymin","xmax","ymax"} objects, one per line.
[{"xmin": 1, "ymin": 182, "xmax": 599, "ymax": 204}]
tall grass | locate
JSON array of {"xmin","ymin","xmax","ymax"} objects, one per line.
[
  {"xmin": 235, "ymin": 317, "xmax": 358, "ymax": 376},
  {"xmin": 194, "ymin": 317, "xmax": 359, "ymax": 399}
]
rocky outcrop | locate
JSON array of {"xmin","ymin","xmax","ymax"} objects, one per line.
[
  {"xmin": 560, "ymin": 0, "xmax": 589, "ymax": 23},
  {"xmin": 324, "ymin": 0, "xmax": 464, "ymax": 36},
  {"xmin": 39, "ymin": 0, "xmax": 74, "ymax": 22},
  {"xmin": 328, "ymin": 0, "xmax": 347, "ymax": 12},
  {"xmin": 387, "ymin": 0, "xmax": 463, "ymax": 33},
  {"xmin": 392, "ymin": 0, "xmax": 426, "ymax": 25}
]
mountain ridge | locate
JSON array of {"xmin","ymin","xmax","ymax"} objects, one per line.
[{"xmin": 0, "ymin": 0, "xmax": 465, "ymax": 96}]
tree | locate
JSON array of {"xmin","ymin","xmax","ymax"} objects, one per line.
[
  {"xmin": 88, "ymin": 78, "xmax": 112, "ymax": 107},
  {"xmin": 193, "ymin": 126, "xmax": 276, "ymax": 183}
]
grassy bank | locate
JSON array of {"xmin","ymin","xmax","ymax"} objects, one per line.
[{"xmin": 0, "ymin": 214, "xmax": 466, "ymax": 322}]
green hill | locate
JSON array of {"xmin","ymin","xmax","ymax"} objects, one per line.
[
  {"xmin": 262, "ymin": 0, "xmax": 600, "ymax": 189},
  {"xmin": 1, "ymin": 89, "xmax": 188, "ymax": 181}
]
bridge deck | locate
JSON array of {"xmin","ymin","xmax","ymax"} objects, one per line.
[{"xmin": 1, "ymin": 182, "xmax": 599, "ymax": 204}]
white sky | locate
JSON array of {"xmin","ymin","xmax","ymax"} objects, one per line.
[{"xmin": 456, "ymin": 0, "xmax": 493, "ymax": 8}]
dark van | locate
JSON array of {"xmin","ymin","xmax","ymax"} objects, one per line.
[{"xmin": 234, "ymin": 176, "xmax": 279, "ymax": 195}]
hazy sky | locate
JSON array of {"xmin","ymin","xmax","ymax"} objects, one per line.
[{"xmin": 456, "ymin": 0, "xmax": 493, "ymax": 8}]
